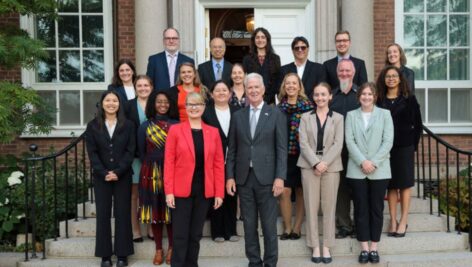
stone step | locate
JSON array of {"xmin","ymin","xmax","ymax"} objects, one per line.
[
  {"xmin": 45, "ymin": 232, "xmax": 469, "ymax": 259},
  {"xmin": 59, "ymin": 213, "xmax": 451, "ymax": 238},
  {"xmin": 18, "ymin": 251, "xmax": 472, "ymax": 267},
  {"xmin": 76, "ymin": 197, "xmax": 440, "ymax": 218}
]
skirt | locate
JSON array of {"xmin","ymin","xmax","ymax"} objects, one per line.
[
  {"xmin": 388, "ymin": 145, "xmax": 415, "ymax": 189},
  {"xmin": 285, "ymin": 154, "xmax": 302, "ymax": 188},
  {"xmin": 131, "ymin": 158, "xmax": 141, "ymax": 184}
]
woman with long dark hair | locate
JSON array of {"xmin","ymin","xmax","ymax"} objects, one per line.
[
  {"xmin": 384, "ymin": 43, "xmax": 415, "ymax": 94},
  {"xmin": 229, "ymin": 63, "xmax": 247, "ymax": 108},
  {"xmin": 242, "ymin": 27, "xmax": 281, "ymax": 104},
  {"xmin": 86, "ymin": 91, "xmax": 135, "ymax": 267},
  {"xmin": 108, "ymin": 59, "xmax": 137, "ymax": 102}
]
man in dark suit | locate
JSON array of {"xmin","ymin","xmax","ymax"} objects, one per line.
[
  {"xmin": 198, "ymin": 37, "xmax": 233, "ymax": 89},
  {"xmin": 280, "ymin": 36, "xmax": 325, "ymax": 99},
  {"xmin": 226, "ymin": 73, "xmax": 287, "ymax": 267},
  {"xmin": 323, "ymin": 30, "xmax": 368, "ymax": 89},
  {"xmin": 146, "ymin": 27, "xmax": 194, "ymax": 91}
]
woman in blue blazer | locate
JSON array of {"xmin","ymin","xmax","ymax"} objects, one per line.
[
  {"xmin": 345, "ymin": 82, "xmax": 394, "ymax": 264},
  {"xmin": 107, "ymin": 59, "xmax": 137, "ymax": 103}
]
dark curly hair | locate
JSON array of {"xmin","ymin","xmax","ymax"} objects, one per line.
[{"xmin": 376, "ymin": 65, "xmax": 410, "ymax": 102}]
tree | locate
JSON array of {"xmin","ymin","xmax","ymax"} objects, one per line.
[{"xmin": 0, "ymin": 0, "xmax": 57, "ymax": 143}]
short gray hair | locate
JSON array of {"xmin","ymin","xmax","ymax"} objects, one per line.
[
  {"xmin": 163, "ymin": 27, "xmax": 180, "ymax": 38},
  {"xmin": 244, "ymin": 72, "xmax": 264, "ymax": 88}
]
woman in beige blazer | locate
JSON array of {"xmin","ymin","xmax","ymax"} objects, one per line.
[
  {"xmin": 345, "ymin": 82, "xmax": 394, "ymax": 264},
  {"xmin": 297, "ymin": 82, "xmax": 344, "ymax": 264}
]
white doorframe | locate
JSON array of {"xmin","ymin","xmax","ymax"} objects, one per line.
[{"xmin": 194, "ymin": 0, "xmax": 315, "ymax": 65}]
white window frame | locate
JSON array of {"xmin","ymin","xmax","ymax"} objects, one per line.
[
  {"xmin": 395, "ymin": 0, "xmax": 472, "ymax": 134},
  {"xmin": 20, "ymin": 0, "xmax": 113, "ymax": 138}
]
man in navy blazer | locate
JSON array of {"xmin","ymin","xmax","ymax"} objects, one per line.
[
  {"xmin": 280, "ymin": 36, "xmax": 325, "ymax": 100},
  {"xmin": 323, "ymin": 30, "xmax": 368, "ymax": 90},
  {"xmin": 198, "ymin": 37, "xmax": 233, "ymax": 90},
  {"xmin": 146, "ymin": 27, "xmax": 194, "ymax": 91}
]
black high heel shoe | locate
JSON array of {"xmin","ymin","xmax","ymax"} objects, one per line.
[
  {"xmin": 395, "ymin": 224, "xmax": 408, "ymax": 238},
  {"xmin": 387, "ymin": 220, "xmax": 398, "ymax": 237}
]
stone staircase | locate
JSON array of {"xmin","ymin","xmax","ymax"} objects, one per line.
[{"xmin": 17, "ymin": 191, "xmax": 472, "ymax": 267}]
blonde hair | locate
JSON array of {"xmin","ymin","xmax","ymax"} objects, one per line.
[
  {"xmin": 186, "ymin": 92, "xmax": 206, "ymax": 105},
  {"xmin": 277, "ymin": 73, "xmax": 308, "ymax": 102}
]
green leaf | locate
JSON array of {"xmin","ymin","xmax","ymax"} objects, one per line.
[{"xmin": 2, "ymin": 220, "xmax": 14, "ymax": 232}]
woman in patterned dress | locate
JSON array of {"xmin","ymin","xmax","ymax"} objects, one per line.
[{"xmin": 137, "ymin": 90, "xmax": 178, "ymax": 265}]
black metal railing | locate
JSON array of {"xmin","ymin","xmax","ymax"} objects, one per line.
[
  {"xmin": 416, "ymin": 125, "xmax": 472, "ymax": 251},
  {"xmin": 22, "ymin": 132, "xmax": 92, "ymax": 261}
]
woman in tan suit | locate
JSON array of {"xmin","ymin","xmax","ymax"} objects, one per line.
[{"xmin": 297, "ymin": 82, "xmax": 344, "ymax": 264}]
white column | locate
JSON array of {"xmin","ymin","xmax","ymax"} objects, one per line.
[
  {"xmin": 171, "ymin": 0, "xmax": 196, "ymax": 61},
  {"xmin": 342, "ymin": 0, "xmax": 374, "ymax": 81},
  {"xmin": 135, "ymin": 0, "xmax": 168, "ymax": 74},
  {"xmin": 315, "ymin": 0, "xmax": 339, "ymax": 63}
]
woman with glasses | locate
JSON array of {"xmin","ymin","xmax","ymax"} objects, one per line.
[
  {"xmin": 384, "ymin": 43, "xmax": 415, "ymax": 94},
  {"xmin": 164, "ymin": 92, "xmax": 225, "ymax": 267},
  {"xmin": 376, "ymin": 66, "xmax": 422, "ymax": 239}
]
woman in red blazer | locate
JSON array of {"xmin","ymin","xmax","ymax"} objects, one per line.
[{"xmin": 164, "ymin": 92, "xmax": 225, "ymax": 267}]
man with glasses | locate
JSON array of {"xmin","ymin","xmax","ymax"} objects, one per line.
[
  {"xmin": 146, "ymin": 28, "xmax": 194, "ymax": 91},
  {"xmin": 198, "ymin": 37, "xmax": 233, "ymax": 89},
  {"xmin": 323, "ymin": 31, "xmax": 367, "ymax": 90},
  {"xmin": 280, "ymin": 36, "xmax": 325, "ymax": 100}
]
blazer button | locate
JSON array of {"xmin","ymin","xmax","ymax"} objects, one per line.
[{"xmin": 110, "ymin": 158, "xmax": 114, "ymax": 162}]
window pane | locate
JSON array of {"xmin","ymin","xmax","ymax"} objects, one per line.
[
  {"xmin": 427, "ymin": 49, "xmax": 447, "ymax": 80},
  {"xmin": 59, "ymin": 50, "xmax": 81, "ymax": 82},
  {"xmin": 405, "ymin": 49, "xmax": 425, "ymax": 80},
  {"xmin": 415, "ymin": 88, "xmax": 426, "ymax": 123},
  {"xmin": 83, "ymin": 91, "xmax": 103, "ymax": 124},
  {"xmin": 450, "ymin": 0, "xmax": 469, "ymax": 12},
  {"xmin": 58, "ymin": 0, "xmax": 78, "ymax": 12},
  {"xmin": 428, "ymin": 89, "xmax": 448, "ymax": 122},
  {"xmin": 37, "ymin": 50, "xmax": 57, "ymax": 82},
  {"xmin": 82, "ymin": 0, "xmax": 103, "ymax": 12},
  {"xmin": 449, "ymin": 15, "xmax": 470, "ymax": 47},
  {"xmin": 83, "ymin": 50, "xmax": 104, "ymax": 82},
  {"xmin": 36, "ymin": 16, "xmax": 55, "ymax": 47},
  {"xmin": 427, "ymin": 0, "xmax": 446, "ymax": 12},
  {"xmin": 450, "ymin": 49, "xmax": 470, "ymax": 80},
  {"xmin": 404, "ymin": 15, "xmax": 425, "ymax": 46},
  {"xmin": 58, "ymin": 16, "xmax": 79, "ymax": 48},
  {"xmin": 59, "ymin": 91, "xmax": 80, "ymax": 125},
  {"xmin": 82, "ymin": 16, "xmax": 104, "ymax": 47},
  {"xmin": 37, "ymin": 91, "xmax": 57, "ymax": 125},
  {"xmin": 404, "ymin": 0, "xmax": 424, "ymax": 12},
  {"xmin": 451, "ymin": 89, "xmax": 472, "ymax": 122},
  {"xmin": 427, "ymin": 15, "xmax": 447, "ymax": 47}
]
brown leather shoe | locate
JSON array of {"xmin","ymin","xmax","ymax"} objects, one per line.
[
  {"xmin": 153, "ymin": 249, "xmax": 163, "ymax": 265},
  {"xmin": 165, "ymin": 248, "xmax": 172, "ymax": 265}
]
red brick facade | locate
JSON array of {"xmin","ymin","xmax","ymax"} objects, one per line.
[
  {"xmin": 373, "ymin": 0, "xmax": 395, "ymax": 78},
  {"xmin": 116, "ymin": 0, "xmax": 136, "ymax": 62},
  {"xmin": 0, "ymin": 13, "xmax": 21, "ymax": 82}
]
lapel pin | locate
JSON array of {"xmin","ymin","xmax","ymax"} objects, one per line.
[{"xmin": 264, "ymin": 113, "xmax": 269, "ymax": 116}]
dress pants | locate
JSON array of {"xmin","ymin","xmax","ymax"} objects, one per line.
[
  {"xmin": 210, "ymin": 191, "xmax": 237, "ymax": 239},
  {"xmin": 94, "ymin": 175, "xmax": 133, "ymax": 257},
  {"xmin": 347, "ymin": 178, "xmax": 389, "ymax": 242},
  {"xmin": 335, "ymin": 147, "xmax": 354, "ymax": 232},
  {"xmin": 171, "ymin": 194, "xmax": 211, "ymax": 267},
  {"xmin": 238, "ymin": 169, "xmax": 278, "ymax": 267},
  {"xmin": 301, "ymin": 169, "xmax": 339, "ymax": 248}
]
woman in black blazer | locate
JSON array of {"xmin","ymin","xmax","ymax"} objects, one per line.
[
  {"xmin": 385, "ymin": 43, "xmax": 415, "ymax": 94},
  {"xmin": 202, "ymin": 80, "xmax": 240, "ymax": 242},
  {"xmin": 86, "ymin": 91, "xmax": 135, "ymax": 267},
  {"xmin": 376, "ymin": 65, "xmax": 422, "ymax": 238},
  {"xmin": 242, "ymin": 27, "xmax": 281, "ymax": 104},
  {"xmin": 107, "ymin": 59, "xmax": 137, "ymax": 102}
]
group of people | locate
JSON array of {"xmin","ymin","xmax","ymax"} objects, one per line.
[{"xmin": 85, "ymin": 26, "xmax": 422, "ymax": 267}]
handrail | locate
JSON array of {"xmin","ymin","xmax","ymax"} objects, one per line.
[
  {"xmin": 25, "ymin": 132, "xmax": 87, "ymax": 161},
  {"xmin": 422, "ymin": 126, "xmax": 472, "ymax": 156}
]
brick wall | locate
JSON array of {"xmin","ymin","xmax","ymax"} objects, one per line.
[
  {"xmin": 0, "ymin": 13, "xmax": 21, "ymax": 82},
  {"xmin": 373, "ymin": 0, "xmax": 395, "ymax": 79},
  {"xmin": 117, "ymin": 0, "xmax": 136, "ymax": 61}
]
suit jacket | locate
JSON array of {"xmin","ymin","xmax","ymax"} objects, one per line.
[
  {"xmin": 345, "ymin": 106, "xmax": 394, "ymax": 180},
  {"xmin": 243, "ymin": 54, "xmax": 281, "ymax": 104},
  {"xmin": 146, "ymin": 51, "xmax": 194, "ymax": 91},
  {"xmin": 280, "ymin": 60, "xmax": 326, "ymax": 99},
  {"xmin": 124, "ymin": 98, "xmax": 146, "ymax": 157},
  {"xmin": 198, "ymin": 60, "xmax": 233, "ymax": 90},
  {"xmin": 164, "ymin": 121, "xmax": 225, "ymax": 198},
  {"xmin": 226, "ymin": 103, "xmax": 288, "ymax": 185},
  {"xmin": 202, "ymin": 103, "xmax": 239, "ymax": 158},
  {"xmin": 400, "ymin": 65, "xmax": 415, "ymax": 94},
  {"xmin": 323, "ymin": 55, "xmax": 368, "ymax": 89},
  {"xmin": 297, "ymin": 110, "xmax": 344, "ymax": 172},
  {"xmin": 107, "ymin": 84, "xmax": 130, "ymax": 103},
  {"xmin": 85, "ymin": 118, "xmax": 136, "ymax": 180}
]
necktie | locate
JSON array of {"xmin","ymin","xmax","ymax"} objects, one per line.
[
  {"xmin": 216, "ymin": 63, "xmax": 222, "ymax": 80},
  {"xmin": 168, "ymin": 54, "xmax": 176, "ymax": 87},
  {"xmin": 250, "ymin": 107, "xmax": 258, "ymax": 138}
]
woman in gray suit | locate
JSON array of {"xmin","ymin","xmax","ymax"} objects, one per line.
[
  {"xmin": 298, "ymin": 82, "xmax": 344, "ymax": 264},
  {"xmin": 345, "ymin": 82, "xmax": 393, "ymax": 264}
]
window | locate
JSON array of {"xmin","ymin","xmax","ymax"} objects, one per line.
[
  {"xmin": 21, "ymin": 0, "xmax": 113, "ymax": 136},
  {"xmin": 396, "ymin": 0, "xmax": 472, "ymax": 133}
]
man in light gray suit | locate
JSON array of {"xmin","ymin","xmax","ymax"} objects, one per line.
[{"xmin": 226, "ymin": 73, "xmax": 287, "ymax": 267}]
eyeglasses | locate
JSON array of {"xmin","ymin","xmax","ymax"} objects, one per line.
[
  {"xmin": 164, "ymin": 37, "xmax": 179, "ymax": 41},
  {"xmin": 385, "ymin": 74, "xmax": 399, "ymax": 79},
  {"xmin": 185, "ymin": 103, "xmax": 205, "ymax": 108},
  {"xmin": 293, "ymin": 46, "xmax": 307, "ymax": 51},
  {"xmin": 335, "ymin": 39, "xmax": 350, "ymax": 43}
]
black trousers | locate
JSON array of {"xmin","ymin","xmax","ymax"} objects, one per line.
[
  {"xmin": 94, "ymin": 175, "xmax": 133, "ymax": 257},
  {"xmin": 171, "ymin": 194, "xmax": 211, "ymax": 267},
  {"xmin": 210, "ymin": 191, "xmax": 237, "ymax": 239},
  {"xmin": 238, "ymin": 169, "xmax": 278, "ymax": 267},
  {"xmin": 335, "ymin": 146, "xmax": 354, "ymax": 231},
  {"xmin": 347, "ymin": 178, "xmax": 389, "ymax": 242}
]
